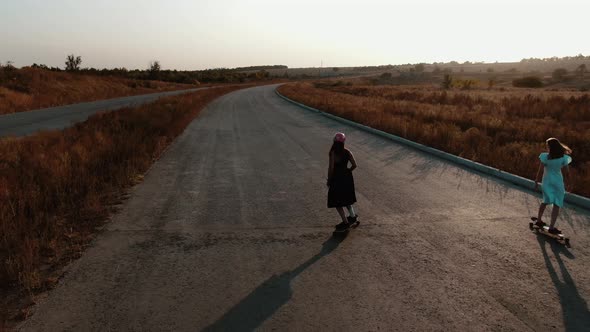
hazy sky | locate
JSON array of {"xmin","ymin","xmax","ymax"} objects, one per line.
[{"xmin": 2, "ymin": 0, "xmax": 589, "ymax": 70}]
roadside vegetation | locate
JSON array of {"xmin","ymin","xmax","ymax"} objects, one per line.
[
  {"xmin": 0, "ymin": 64, "xmax": 196, "ymax": 115},
  {"xmin": 0, "ymin": 85, "xmax": 251, "ymax": 323},
  {"xmin": 278, "ymin": 81, "xmax": 590, "ymax": 198},
  {"xmin": 2, "ymin": 53, "xmax": 280, "ymax": 89}
]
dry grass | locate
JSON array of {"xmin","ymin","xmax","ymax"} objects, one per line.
[
  {"xmin": 0, "ymin": 67, "xmax": 196, "ymax": 115},
  {"xmin": 278, "ymin": 82, "xmax": 590, "ymax": 197},
  {"xmin": 0, "ymin": 84, "xmax": 251, "ymax": 325}
]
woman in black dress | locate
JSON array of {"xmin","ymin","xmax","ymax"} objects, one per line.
[{"xmin": 327, "ymin": 132, "xmax": 358, "ymax": 229}]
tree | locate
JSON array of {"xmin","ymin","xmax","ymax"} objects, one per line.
[
  {"xmin": 65, "ymin": 54, "xmax": 82, "ymax": 71},
  {"xmin": 552, "ymin": 68, "xmax": 568, "ymax": 81},
  {"xmin": 1, "ymin": 61, "xmax": 15, "ymax": 71},
  {"xmin": 414, "ymin": 63, "xmax": 425, "ymax": 73},
  {"xmin": 575, "ymin": 64, "xmax": 587, "ymax": 79},
  {"xmin": 149, "ymin": 61, "xmax": 161, "ymax": 79}
]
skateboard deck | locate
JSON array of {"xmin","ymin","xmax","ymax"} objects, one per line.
[{"xmin": 529, "ymin": 217, "xmax": 570, "ymax": 247}]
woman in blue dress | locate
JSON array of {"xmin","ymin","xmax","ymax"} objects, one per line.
[
  {"xmin": 533, "ymin": 138, "xmax": 572, "ymax": 234},
  {"xmin": 327, "ymin": 132, "xmax": 358, "ymax": 229}
]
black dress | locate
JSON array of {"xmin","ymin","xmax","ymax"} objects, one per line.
[{"xmin": 327, "ymin": 150, "xmax": 357, "ymax": 208}]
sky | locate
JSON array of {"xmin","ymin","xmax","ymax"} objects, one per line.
[{"xmin": 1, "ymin": 0, "xmax": 589, "ymax": 70}]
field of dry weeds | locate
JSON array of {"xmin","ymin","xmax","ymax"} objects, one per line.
[
  {"xmin": 0, "ymin": 67, "xmax": 196, "ymax": 115},
  {"xmin": 0, "ymin": 85, "xmax": 250, "ymax": 323},
  {"xmin": 278, "ymin": 81, "xmax": 590, "ymax": 197}
]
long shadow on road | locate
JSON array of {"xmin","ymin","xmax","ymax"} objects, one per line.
[
  {"xmin": 537, "ymin": 236, "xmax": 590, "ymax": 332},
  {"xmin": 202, "ymin": 234, "xmax": 346, "ymax": 332}
]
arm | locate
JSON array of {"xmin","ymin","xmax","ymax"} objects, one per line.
[
  {"xmin": 534, "ymin": 162, "xmax": 543, "ymax": 191},
  {"xmin": 327, "ymin": 151, "xmax": 334, "ymax": 186},
  {"xmin": 348, "ymin": 150, "xmax": 357, "ymax": 172}
]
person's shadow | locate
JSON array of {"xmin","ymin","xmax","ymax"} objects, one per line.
[
  {"xmin": 202, "ymin": 234, "xmax": 346, "ymax": 332},
  {"xmin": 537, "ymin": 236, "xmax": 590, "ymax": 331}
]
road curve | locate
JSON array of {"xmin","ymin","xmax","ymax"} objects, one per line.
[
  {"xmin": 20, "ymin": 85, "xmax": 590, "ymax": 331},
  {"xmin": 0, "ymin": 88, "xmax": 204, "ymax": 137}
]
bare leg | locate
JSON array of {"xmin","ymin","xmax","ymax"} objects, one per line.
[
  {"xmin": 346, "ymin": 205, "xmax": 356, "ymax": 217},
  {"xmin": 550, "ymin": 205, "xmax": 560, "ymax": 228},
  {"xmin": 336, "ymin": 207, "xmax": 348, "ymax": 223},
  {"xmin": 537, "ymin": 203, "xmax": 547, "ymax": 222}
]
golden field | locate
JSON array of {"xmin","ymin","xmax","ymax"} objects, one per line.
[
  {"xmin": 0, "ymin": 67, "xmax": 196, "ymax": 115},
  {"xmin": 278, "ymin": 81, "xmax": 590, "ymax": 197},
  {"xmin": 0, "ymin": 85, "xmax": 249, "ymax": 324}
]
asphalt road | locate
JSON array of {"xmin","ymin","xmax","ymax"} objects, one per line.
[
  {"xmin": 0, "ymin": 88, "xmax": 204, "ymax": 137},
  {"xmin": 20, "ymin": 85, "xmax": 590, "ymax": 331}
]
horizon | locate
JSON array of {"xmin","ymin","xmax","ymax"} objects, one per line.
[
  {"xmin": 2, "ymin": 0, "xmax": 590, "ymax": 70},
  {"xmin": 6, "ymin": 57, "xmax": 590, "ymax": 72}
]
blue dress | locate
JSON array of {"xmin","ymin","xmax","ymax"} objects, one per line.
[{"xmin": 539, "ymin": 152, "xmax": 572, "ymax": 207}]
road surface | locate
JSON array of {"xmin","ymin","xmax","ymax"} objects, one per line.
[
  {"xmin": 0, "ymin": 88, "xmax": 204, "ymax": 137},
  {"xmin": 20, "ymin": 85, "xmax": 590, "ymax": 331}
]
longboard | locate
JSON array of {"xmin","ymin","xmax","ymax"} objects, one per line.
[{"xmin": 529, "ymin": 217, "xmax": 570, "ymax": 247}]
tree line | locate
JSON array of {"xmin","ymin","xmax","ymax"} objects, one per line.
[{"xmin": 17, "ymin": 54, "xmax": 282, "ymax": 84}]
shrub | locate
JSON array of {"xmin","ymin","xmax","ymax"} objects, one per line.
[
  {"xmin": 487, "ymin": 78, "xmax": 496, "ymax": 89},
  {"xmin": 455, "ymin": 79, "xmax": 478, "ymax": 90},
  {"xmin": 552, "ymin": 68, "xmax": 568, "ymax": 81},
  {"xmin": 441, "ymin": 74, "xmax": 453, "ymax": 89},
  {"xmin": 512, "ymin": 76, "xmax": 543, "ymax": 88},
  {"xmin": 380, "ymin": 72, "xmax": 392, "ymax": 79}
]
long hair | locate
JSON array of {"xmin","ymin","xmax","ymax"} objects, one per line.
[
  {"xmin": 329, "ymin": 141, "xmax": 345, "ymax": 156},
  {"xmin": 546, "ymin": 137, "xmax": 572, "ymax": 159}
]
